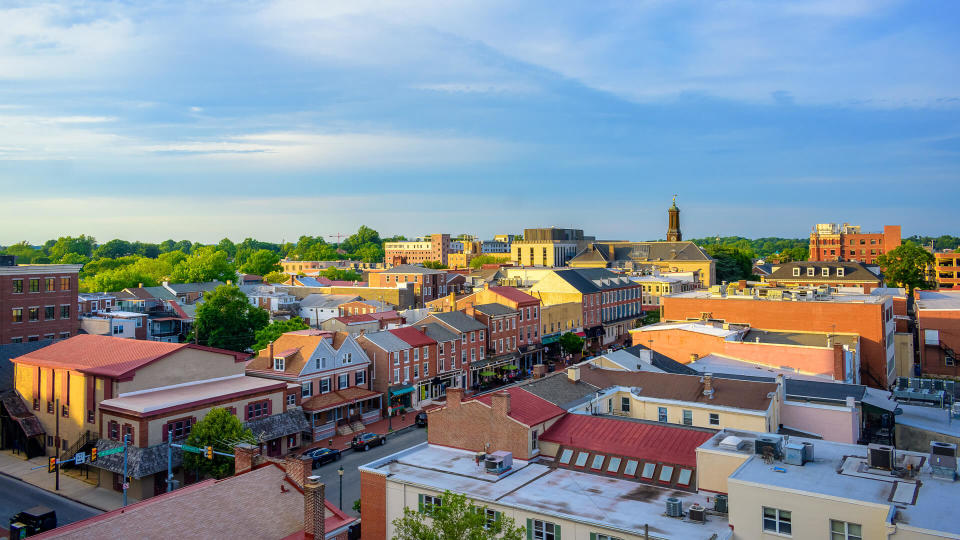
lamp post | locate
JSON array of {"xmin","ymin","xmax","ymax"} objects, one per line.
[{"xmin": 338, "ymin": 465, "xmax": 344, "ymax": 509}]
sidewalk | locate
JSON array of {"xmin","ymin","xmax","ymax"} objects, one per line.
[
  {"xmin": 305, "ymin": 402, "xmax": 443, "ymax": 452},
  {"xmin": 0, "ymin": 450, "xmax": 127, "ymax": 512}
]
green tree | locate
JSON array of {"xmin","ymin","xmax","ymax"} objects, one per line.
[
  {"xmin": 93, "ymin": 239, "xmax": 135, "ymax": 259},
  {"xmin": 877, "ymin": 241, "xmax": 935, "ymax": 293},
  {"xmin": 252, "ymin": 317, "xmax": 310, "ymax": 352},
  {"xmin": 468, "ymin": 255, "xmax": 504, "ymax": 269},
  {"xmin": 705, "ymin": 245, "xmax": 753, "ymax": 283},
  {"xmin": 192, "ymin": 285, "xmax": 269, "ymax": 351},
  {"xmin": 182, "ymin": 407, "xmax": 254, "ymax": 479},
  {"xmin": 133, "ymin": 242, "xmax": 160, "ymax": 258},
  {"xmin": 262, "ymin": 271, "xmax": 289, "ymax": 284},
  {"xmin": 558, "ymin": 332, "xmax": 585, "ymax": 356},
  {"xmin": 59, "ymin": 253, "xmax": 90, "ymax": 265},
  {"xmin": 159, "ymin": 239, "xmax": 177, "ymax": 253},
  {"xmin": 49, "ymin": 235, "xmax": 97, "ymax": 261},
  {"xmin": 217, "ymin": 238, "xmax": 237, "ymax": 258},
  {"xmin": 240, "ymin": 249, "xmax": 281, "ymax": 276},
  {"xmin": 341, "ymin": 225, "xmax": 381, "ymax": 253},
  {"xmin": 391, "ymin": 490, "xmax": 525, "ymax": 540},
  {"xmin": 323, "ymin": 267, "xmax": 363, "ymax": 281},
  {"xmin": 1, "ymin": 241, "xmax": 41, "ymax": 263},
  {"xmin": 169, "ymin": 246, "xmax": 236, "ymax": 283},
  {"xmin": 355, "ymin": 243, "xmax": 384, "ymax": 263},
  {"xmin": 422, "ymin": 260, "xmax": 448, "ymax": 269}
]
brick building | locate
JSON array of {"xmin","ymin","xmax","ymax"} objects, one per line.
[
  {"xmin": 366, "ymin": 265, "xmax": 447, "ymax": 306},
  {"xmin": 384, "ymin": 234, "xmax": 451, "ymax": 266},
  {"xmin": 764, "ymin": 261, "xmax": 883, "ymax": 292},
  {"xmin": 418, "ymin": 311, "xmax": 488, "ymax": 391},
  {"xmin": 808, "ymin": 223, "xmax": 901, "ymax": 264},
  {"xmin": 77, "ymin": 292, "xmax": 116, "ymax": 315},
  {"xmin": 468, "ymin": 303, "xmax": 520, "ymax": 378},
  {"xmin": 1, "ymin": 261, "xmax": 81, "ymax": 345},
  {"xmin": 934, "ymin": 250, "xmax": 960, "ymax": 289},
  {"xmin": 661, "ymin": 288, "xmax": 896, "ymax": 388},
  {"xmin": 916, "ymin": 290, "xmax": 960, "ymax": 377}
]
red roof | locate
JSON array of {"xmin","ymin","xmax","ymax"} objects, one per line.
[
  {"xmin": 168, "ymin": 301, "xmax": 192, "ymax": 319},
  {"xmin": 368, "ymin": 310, "xmax": 401, "ymax": 320},
  {"xmin": 489, "ymin": 286, "xmax": 539, "ymax": 305},
  {"xmin": 389, "ymin": 326, "xmax": 435, "ymax": 347},
  {"xmin": 539, "ymin": 414, "xmax": 713, "ymax": 467},
  {"xmin": 11, "ymin": 334, "xmax": 247, "ymax": 378},
  {"xmin": 473, "ymin": 387, "xmax": 565, "ymax": 426},
  {"xmin": 335, "ymin": 313, "xmax": 377, "ymax": 324}
]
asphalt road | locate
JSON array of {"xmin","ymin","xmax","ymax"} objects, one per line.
[
  {"xmin": 0, "ymin": 474, "xmax": 101, "ymax": 530},
  {"xmin": 310, "ymin": 427, "xmax": 428, "ymax": 518}
]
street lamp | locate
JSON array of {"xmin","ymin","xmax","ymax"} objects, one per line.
[{"xmin": 338, "ymin": 465, "xmax": 344, "ymax": 509}]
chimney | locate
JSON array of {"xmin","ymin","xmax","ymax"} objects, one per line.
[
  {"xmin": 284, "ymin": 453, "xmax": 313, "ymax": 489},
  {"xmin": 833, "ymin": 343, "xmax": 845, "ymax": 381},
  {"xmin": 775, "ymin": 373, "xmax": 785, "ymax": 403},
  {"xmin": 690, "ymin": 353, "xmax": 699, "ymax": 362},
  {"xmin": 233, "ymin": 443, "xmax": 259, "ymax": 475},
  {"xmin": 703, "ymin": 373, "xmax": 714, "ymax": 399},
  {"xmin": 491, "ymin": 391, "xmax": 511, "ymax": 417},
  {"xmin": 269, "ymin": 341, "xmax": 274, "ymax": 358},
  {"xmin": 533, "ymin": 364, "xmax": 547, "ymax": 379},
  {"xmin": 738, "ymin": 280, "xmax": 747, "ymax": 290},
  {"xmin": 568, "ymin": 366, "xmax": 580, "ymax": 382},
  {"xmin": 447, "ymin": 387, "xmax": 463, "ymax": 408},
  {"xmin": 138, "ymin": 283, "xmax": 143, "ymax": 289},
  {"xmin": 448, "ymin": 292, "xmax": 455, "ymax": 312},
  {"xmin": 303, "ymin": 475, "xmax": 326, "ymax": 539}
]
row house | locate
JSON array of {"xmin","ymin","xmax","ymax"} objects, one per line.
[
  {"xmin": 1, "ymin": 262, "xmax": 82, "ymax": 345},
  {"xmin": 339, "ymin": 299, "xmax": 392, "ymax": 316},
  {"xmin": 247, "ymin": 330, "xmax": 381, "ymax": 441},
  {"xmin": 4, "ymin": 335, "xmax": 306, "ymax": 500},
  {"xmin": 367, "ymin": 265, "xmax": 447, "ymax": 306},
  {"xmin": 297, "ymin": 293, "xmax": 360, "ymax": 326},
  {"xmin": 240, "ymin": 284, "xmax": 298, "ymax": 313},
  {"xmin": 77, "ymin": 292, "xmax": 116, "ymax": 315},
  {"xmin": 468, "ymin": 303, "xmax": 521, "ymax": 381},
  {"xmin": 78, "ymin": 311, "xmax": 148, "ymax": 340},
  {"xmin": 419, "ymin": 311, "xmax": 488, "ymax": 392},
  {"xmin": 320, "ymin": 310, "xmax": 404, "ymax": 334}
]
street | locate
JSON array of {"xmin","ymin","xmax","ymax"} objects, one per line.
[
  {"xmin": 310, "ymin": 427, "xmax": 428, "ymax": 518},
  {"xmin": 0, "ymin": 474, "xmax": 101, "ymax": 530}
]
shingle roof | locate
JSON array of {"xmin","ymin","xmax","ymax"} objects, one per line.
[
  {"xmin": 473, "ymin": 387, "xmax": 566, "ymax": 426},
  {"xmin": 164, "ymin": 281, "xmax": 223, "ymax": 294},
  {"xmin": 389, "ymin": 327, "xmax": 435, "ymax": 348},
  {"xmin": 244, "ymin": 407, "xmax": 312, "ymax": 441},
  {"xmin": 570, "ymin": 241, "xmax": 713, "ymax": 265},
  {"xmin": 487, "ymin": 286, "xmax": 538, "ymax": 304},
  {"xmin": 0, "ymin": 390, "xmax": 44, "ymax": 437},
  {"xmin": 0, "ymin": 340, "xmax": 53, "ymax": 391},
  {"xmin": 360, "ymin": 330, "xmax": 412, "ymax": 353},
  {"xmin": 421, "ymin": 323, "xmax": 459, "ymax": 344},
  {"xmin": 301, "ymin": 387, "xmax": 382, "ymax": 412},
  {"xmin": 298, "ymin": 294, "xmax": 361, "ymax": 309},
  {"xmin": 552, "ymin": 268, "xmax": 636, "ymax": 294},
  {"xmin": 380, "ymin": 264, "xmax": 446, "ymax": 275},
  {"xmin": 540, "ymin": 413, "xmax": 714, "ymax": 467},
  {"xmin": 769, "ymin": 261, "xmax": 881, "ymax": 282},
  {"xmin": 121, "ymin": 287, "xmax": 158, "ymax": 300},
  {"xmin": 424, "ymin": 311, "xmax": 486, "ymax": 332},
  {"xmin": 472, "ymin": 303, "xmax": 517, "ymax": 317},
  {"xmin": 247, "ymin": 332, "xmax": 356, "ymax": 375},
  {"xmin": 516, "ymin": 371, "xmax": 599, "ymax": 409},
  {"xmin": 622, "ymin": 344, "xmax": 698, "ymax": 375},
  {"xmin": 142, "ymin": 286, "xmax": 177, "ymax": 301},
  {"xmin": 11, "ymin": 335, "xmax": 247, "ymax": 378}
]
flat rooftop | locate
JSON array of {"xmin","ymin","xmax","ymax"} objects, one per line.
[
  {"xmin": 362, "ymin": 444, "xmax": 731, "ymax": 540},
  {"xmin": 743, "ymin": 329, "xmax": 858, "ymax": 348},
  {"xmin": 670, "ymin": 289, "xmax": 887, "ymax": 304},
  {"xmin": 895, "ymin": 404, "xmax": 960, "ymax": 439},
  {"xmin": 725, "ymin": 431, "xmax": 960, "ymax": 535},
  {"xmin": 687, "ymin": 354, "xmax": 836, "ymax": 382},
  {"xmin": 631, "ymin": 321, "xmax": 742, "ymax": 339},
  {"xmin": 916, "ymin": 290, "xmax": 960, "ymax": 311},
  {"xmin": 99, "ymin": 376, "xmax": 283, "ymax": 414}
]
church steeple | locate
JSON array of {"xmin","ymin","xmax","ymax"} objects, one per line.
[{"xmin": 667, "ymin": 195, "xmax": 682, "ymax": 242}]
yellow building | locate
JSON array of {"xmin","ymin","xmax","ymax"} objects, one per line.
[
  {"xmin": 935, "ymin": 250, "xmax": 960, "ymax": 288},
  {"xmin": 510, "ymin": 227, "xmax": 590, "ymax": 267},
  {"xmin": 568, "ymin": 241, "xmax": 717, "ymax": 286}
]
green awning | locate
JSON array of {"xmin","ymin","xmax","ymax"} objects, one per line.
[
  {"xmin": 479, "ymin": 371, "xmax": 497, "ymax": 377},
  {"xmin": 390, "ymin": 385, "xmax": 414, "ymax": 396},
  {"xmin": 541, "ymin": 334, "xmax": 560, "ymax": 345},
  {"xmin": 503, "ymin": 364, "xmax": 519, "ymax": 370}
]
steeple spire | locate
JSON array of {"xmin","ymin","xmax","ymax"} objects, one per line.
[{"xmin": 667, "ymin": 196, "xmax": 682, "ymax": 241}]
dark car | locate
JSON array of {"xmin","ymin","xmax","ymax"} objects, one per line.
[
  {"xmin": 303, "ymin": 446, "xmax": 342, "ymax": 467},
  {"xmin": 415, "ymin": 411, "xmax": 428, "ymax": 427},
  {"xmin": 351, "ymin": 432, "xmax": 386, "ymax": 451},
  {"xmin": 9, "ymin": 506, "xmax": 57, "ymax": 538}
]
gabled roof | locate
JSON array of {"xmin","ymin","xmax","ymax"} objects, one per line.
[
  {"xmin": 164, "ymin": 281, "xmax": 223, "ymax": 294},
  {"xmin": 473, "ymin": 387, "xmax": 565, "ymax": 426},
  {"xmin": 11, "ymin": 335, "xmax": 247, "ymax": 378},
  {"xmin": 516, "ymin": 371, "xmax": 599, "ymax": 409},
  {"xmin": 298, "ymin": 294, "xmax": 361, "ymax": 309},
  {"xmin": 247, "ymin": 331, "xmax": 358, "ymax": 375},
  {"xmin": 769, "ymin": 261, "xmax": 881, "ymax": 282},
  {"xmin": 487, "ymin": 286, "xmax": 538, "ymax": 304},
  {"xmin": 551, "ymin": 268, "xmax": 636, "ymax": 294},
  {"xmin": 621, "ymin": 344, "xmax": 698, "ymax": 375},
  {"xmin": 420, "ymin": 323, "xmax": 459, "ymax": 344},
  {"xmin": 389, "ymin": 327, "xmax": 435, "ymax": 348},
  {"xmin": 142, "ymin": 286, "xmax": 177, "ymax": 301},
  {"xmin": 332, "ymin": 313, "xmax": 377, "ymax": 325},
  {"xmin": 359, "ymin": 330, "xmax": 411, "ymax": 353},
  {"xmin": 301, "ymin": 387, "xmax": 382, "ymax": 412},
  {"xmin": 120, "ymin": 287, "xmax": 159, "ymax": 300},
  {"xmin": 424, "ymin": 311, "xmax": 486, "ymax": 332},
  {"xmin": 472, "ymin": 303, "xmax": 517, "ymax": 317},
  {"xmin": 541, "ymin": 414, "xmax": 713, "ymax": 468}
]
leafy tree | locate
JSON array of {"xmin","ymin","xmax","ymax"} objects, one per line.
[
  {"xmin": 169, "ymin": 246, "xmax": 236, "ymax": 284},
  {"xmin": 133, "ymin": 241, "xmax": 160, "ymax": 258},
  {"xmin": 641, "ymin": 310, "xmax": 660, "ymax": 326},
  {"xmin": 240, "ymin": 249, "xmax": 281, "ymax": 276},
  {"xmin": 182, "ymin": 407, "xmax": 254, "ymax": 479},
  {"xmin": 391, "ymin": 490, "xmax": 525, "ymax": 540},
  {"xmin": 159, "ymin": 239, "xmax": 177, "ymax": 253},
  {"xmin": 422, "ymin": 260, "xmax": 448, "ymax": 269},
  {"xmin": 94, "ymin": 239, "xmax": 135, "ymax": 259},
  {"xmin": 876, "ymin": 241, "xmax": 935, "ymax": 293},
  {"xmin": 191, "ymin": 285, "xmax": 269, "ymax": 351},
  {"xmin": 158, "ymin": 250, "xmax": 188, "ymax": 268},
  {"xmin": 49, "ymin": 235, "xmax": 96, "ymax": 261},
  {"xmin": 355, "ymin": 243, "xmax": 384, "ymax": 263},
  {"xmin": 705, "ymin": 245, "xmax": 753, "ymax": 283},
  {"xmin": 469, "ymin": 255, "xmax": 504, "ymax": 269},
  {"xmin": 1, "ymin": 241, "xmax": 41, "ymax": 263},
  {"xmin": 80, "ymin": 257, "xmax": 173, "ymax": 292},
  {"xmin": 58, "ymin": 253, "xmax": 90, "ymax": 265},
  {"xmin": 252, "ymin": 317, "xmax": 310, "ymax": 352},
  {"xmin": 559, "ymin": 332, "xmax": 585, "ymax": 356},
  {"xmin": 778, "ymin": 246, "xmax": 809, "ymax": 263},
  {"xmin": 323, "ymin": 267, "xmax": 363, "ymax": 282},
  {"xmin": 172, "ymin": 240, "xmax": 194, "ymax": 254},
  {"xmin": 262, "ymin": 271, "xmax": 289, "ymax": 284},
  {"xmin": 216, "ymin": 238, "xmax": 237, "ymax": 258},
  {"xmin": 340, "ymin": 225, "xmax": 381, "ymax": 253}
]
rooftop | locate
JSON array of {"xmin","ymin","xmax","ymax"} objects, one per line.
[
  {"xmin": 362, "ymin": 443, "xmax": 730, "ymax": 539},
  {"xmin": 424, "ymin": 310, "xmax": 487, "ymax": 332},
  {"xmin": 247, "ymin": 331, "xmax": 357, "ymax": 375},
  {"xmin": 359, "ymin": 330, "xmax": 412, "ymax": 353},
  {"xmin": 389, "ymin": 326, "xmax": 435, "ymax": 348},
  {"xmin": 515, "ymin": 371, "xmax": 599, "ymax": 409},
  {"xmin": 670, "ymin": 288, "xmax": 888, "ymax": 304},
  {"xmin": 687, "ymin": 353, "xmax": 837, "ymax": 382},
  {"xmin": 916, "ymin": 289, "xmax": 960, "ymax": 311},
  {"xmin": 487, "ymin": 286, "xmax": 538, "ymax": 304},
  {"xmin": 99, "ymin": 376, "xmax": 284, "ymax": 415},
  {"xmin": 472, "ymin": 303, "xmax": 518, "ymax": 317},
  {"xmin": 895, "ymin": 403, "xmax": 960, "ymax": 439},
  {"xmin": 472, "ymin": 387, "xmax": 565, "ymax": 426},
  {"xmin": 631, "ymin": 321, "xmax": 743, "ymax": 339},
  {"xmin": 743, "ymin": 328, "xmax": 859, "ymax": 348},
  {"xmin": 298, "ymin": 294, "xmax": 361, "ymax": 309},
  {"xmin": 379, "ymin": 264, "xmax": 446, "ymax": 275}
]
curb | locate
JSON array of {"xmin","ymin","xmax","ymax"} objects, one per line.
[{"xmin": 0, "ymin": 470, "xmax": 111, "ymax": 513}]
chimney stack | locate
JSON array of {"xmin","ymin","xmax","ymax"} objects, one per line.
[
  {"xmin": 303, "ymin": 476, "xmax": 326, "ymax": 539},
  {"xmin": 568, "ymin": 366, "xmax": 580, "ymax": 382},
  {"xmin": 284, "ymin": 453, "xmax": 313, "ymax": 489},
  {"xmin": 269, "ymin": 341, "xmax": 274, "ymax": 359},
  {"xmin": 448, "ymin": 292, "xmax": 455, "ymax": 312},
  {"xmin": 138, "ymin": 283, "xmax": 143, "ymax": 289},
  {"xmin": 491, "ymin": 391, "xmax": 511, "ymax": 417},
  {"xmin": 233, "ymin": 443, "xmax": 259, "ymax": 475},
  {"xmin": 703, "ymin": 373, "xmax": 714, "ymax": 399},
  {"xmin": 533, "ymin": 364, "xmax": 547, "ymax": 379},
  {"xmin": 447, "ymin": 387, "xmax": 463, "ymax": 408}
]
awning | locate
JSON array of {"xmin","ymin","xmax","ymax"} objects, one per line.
[
  {"xmin": 503, "ymin": 364, "xmax": 519, "ymax": 370},
  {"xmin": 0, "ymin": 391, "xmax": 45, "ymax": 438},
  {"xmin": 480, "ymin": 371, "xmax": 497, "ymax": 377},
  {"xmin": 540, "ymin": 334, "xmax": 560, "ymax": 345},
  {"xmin": 574, "ymin": 331, "xmax": 586, "ymax": 338},
  {"xmin": 390, "ymin": 385, "xmax": 415, "ymax": 397}
]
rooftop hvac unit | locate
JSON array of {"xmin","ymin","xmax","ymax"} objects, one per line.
[
  {"xmin": 665, "ymin": 497, "xmax": 683, "ymax": 518},
  {"xmin": 714, "ymin": 494, "xmax": 728, "ymax": 514},
  {"xmin": 754, "ymin": 436, "xmax": 784, "ymax": 460},
  {"xmin": 484, "ymin": 451, "xmax": 513, "ymax": 475},
  {"xmin": 784, "ymin": 443, "xmax": 805, "ymax": 466},
  {"xmin": 719, "ymin": 435, "xmax": 745, "ymax": 452},
  {"xmin": 802, "ymin": 442, "xmax": 815, "ymax": 464},
  {"xmin": 868, "ymin": 444, "xmax": 895, "ymax": 470},
  {"xmin": 687, "ymin": 504, "xmax": 706, "ymax": 523},
  {"xmin": 930, "ymin": 441, "xmax": 957, "ymax": 472}
]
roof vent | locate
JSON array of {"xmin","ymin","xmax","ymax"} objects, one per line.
[
  {"xmin": 665, "ymin": 497, "xmax": 683, "ymax": 518},
  {"xmin": 719, "ymin": 435, "xmax": 745, "ymax": 451}
]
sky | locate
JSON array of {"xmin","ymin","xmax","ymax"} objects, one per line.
[{"xmin": 1, "ymin": 0, "xmax": 958, "ymax": 244}]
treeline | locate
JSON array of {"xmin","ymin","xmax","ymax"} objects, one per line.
[
  {"xmin": 688, "ymin": 236, "xmax": 809, "ymax": 260},
  {"xmin": 0, "ymin": 226, "xmax": 404, "ymax": 293},
  {"xmin": 904, "ymin": 235, "xmax": 960, "ymax": 251}
]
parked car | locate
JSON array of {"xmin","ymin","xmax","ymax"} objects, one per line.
[
  {"xmin": 303, "ymin": 446, "xmax": 342, "ymax": 467},
  {"xmin": 415, "ymin": 411, "xmax": 428, "ymax": 427},
  {"xmin": 9, "ymin": 506, "xmax": 57, "ymax": 538},
  {"xmin": 351, "ymin": 432, "xmax": 386, "ymax": 451}
]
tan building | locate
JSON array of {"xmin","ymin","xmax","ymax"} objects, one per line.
[
  {"xmin": 511, "ymin": 227, "xmax": 591, "ymax": 267},
  {"xmin": 384, "ymin": 234, "xmax": 451, "ymax": 266},
  {"xmin": 568, "ymin": 241, "xmax": 716, "ymax": 286}
]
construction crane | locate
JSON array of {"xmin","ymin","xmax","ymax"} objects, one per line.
[{"xmin": 327, "ymin": 233, "xmax": 347, "ymax": 244}]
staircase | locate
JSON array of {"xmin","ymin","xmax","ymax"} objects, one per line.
[
  {"xmin": 63, "ymin": 430, "xmax": 94, "ymax": 464},
  {"xmin": 350, "ymin": 421, "xmax": 365, "ymax": 433},
  {"xmin": 336, "ymin": 424, "xmax": 355, "ymax": 436}
]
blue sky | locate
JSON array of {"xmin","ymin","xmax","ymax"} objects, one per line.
[{"xmin": 1, "ymin": 0, "xmax": 958, "ymax": 243}]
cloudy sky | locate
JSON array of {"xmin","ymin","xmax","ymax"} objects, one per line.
[{"xmin": 1, "ymin": 0, "xmax": 958, "ymax": 244}]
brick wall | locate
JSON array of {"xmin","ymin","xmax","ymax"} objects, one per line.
[
  {"xmin": 427, "ymin": 388, "xmax": 533, "ymax": 459},
  {"xmin": 1, "ymin": 269, "xmax": 79, "ymax": 344},
  {"xmin": 360, "ymin": 470, "xmax": 387, "ymax": 540},
  {"xmin": 918, "ymin": 309, "xmax": 960, "ymax": 377}
]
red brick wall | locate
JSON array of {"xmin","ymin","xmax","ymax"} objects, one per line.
[
  {"xmin": 427, "ymin": 389, "xmax": 533, "ymax": 459},
  {"xmin": 360, "ymin": 470, "xmax": 387, "ymax": 540},
  {"xmin": 1, "ymin": 269, "xmax": 79, "ymax": 344},
  {"xmin": 918, "ymin": 309, "xmax": 960, "ymax": 377},
  {"xmin": 662, "ymin": 296, "xmax": 890, "ymax": 387}
]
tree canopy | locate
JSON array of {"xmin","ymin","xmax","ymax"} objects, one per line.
[
  {"xmin": 182, "ymin": 407, "xmax": 254, "ymax": 479},
  {"xmin": 169, "ymin": 246, "xmax": 236, "ymax": 284},
  {"xmin": 559, "ymin": 332, "xmax": 585, "ymax": 356},
  {"xmin": 240, "ymin": 249, "xmax": 282, "ymax": 276},
  {"xmin": 192, "ymin": 285, "xmax": 269, "ymax": 351},
  {"xmin": 391, "ymin": 490, "xmax": 525, "ymax": 540},
  {"xmin": 705, "ymin": 244, "xmax": 754, "ymax": 283},
  {"xmin": 323, "ymin": 267, "xmax": 363, "ymax": 282},
  {"xmin": 252, "ymin": 317, "xmax": 310, "ymax": 352},
  {"xmin": 422, "ymin": 260, "xmax": 448, "ymax": 269},
  {"xmin": 876, "ymin": 241, "xmax": 935, "ymax": 293}
]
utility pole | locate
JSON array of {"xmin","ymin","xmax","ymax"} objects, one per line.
[
  {"xmin": 122, "ymin": 434, "xmax": 129, "ymax": 507},
  {"xmin": 55, "ymin": 398, "xmax": 60, "ymax": 491},
  {"xmin": 166, "ymin": 428, "xmax": 173, "ymax": 493}
]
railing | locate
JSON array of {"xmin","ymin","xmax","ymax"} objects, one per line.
[
  {"xmin": 362, "ymin": 409, "xmax": 381, "ymax": 424},
  {"xmin": 313, "ymin": 421, "xmax": 336, "ymax": 442},
  {"xmin": 63, "ymin": 430, "xmax": 93, "ymax": 461}
]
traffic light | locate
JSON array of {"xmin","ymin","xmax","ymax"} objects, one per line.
[
  {"xmin": 90, "ymin": 447, "xmax": 97, "ymax": 462},
  {"xmin": 48, "ymin": 456, "xmax": 56, "ymax": 473},
  {"xmin": 205, "ymin": 446, "xmax": 213, "ymax": 460}
]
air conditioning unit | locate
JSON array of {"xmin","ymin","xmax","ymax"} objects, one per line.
[
  {"xmin": 665, "ymin": 497, "xmax": 683, "ymax": 518},
  {"xmin": 687, "ymin": 504, "xmax": 706, "ymax": 523},
  {"xmin": 484, "ymin": 451, "xmax": 513, "ymax": 475},
  {"xmin": 784, "ymin": 442, "xmax": 805, "ymax": 466},
  {"xmin": 930, "ymin": 441, "xmax": 957, "ymax": 472},
  {"xmin": 868, "ymin": 444, "xmax": 895, "ymax": 470},
  {"xmin": 755, "ymin": 436, "xmax": 784, "ymax": 460},
  {"xmin": 714, "ymin": 494, "xmax": 728, "ymax": 514}
]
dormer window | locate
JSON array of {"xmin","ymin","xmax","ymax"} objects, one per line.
[
  {"xmin": 807, "ymin": 267, "xmax": 815, "ymax": 277},
  {"xmin": 821, "ymin": 267, "xmax": 830, "ymax": 277},
  {"xmin": 273, "ymin": 357, "xmax": 285, "ymax": 371},
  {"xmin": 344, "ymin": 353, "xmax": 352, "ymax": 364},
  {"xmin": 837, "ymin": 267, "xmax": 845, "ymax": 277},
  {"xmin": 793, "ymin": 267, "xmax": 801, "ymax": 277}
]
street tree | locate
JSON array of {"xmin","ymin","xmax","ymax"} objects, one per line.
[
  {"xmin": 876, "ymin": 241, "xmax": 935, "ymax": 293},
  {"xmin": 191, "ymin": 285, "xmax": 269, "ymax": 351},
  {"xmin": 262, "ymin": 271, "xmax": 288, "ymax": 284},
  {"xmin": 252, "ymin": 317, "xmax": 310, "ymax": 352},
  {"xmin": 391, "ymin": 490, "xmax": 525, "ymax": 540},
  {"xmin": 182, "ymin": 407, "xmax": 254, "ymax": 479},
  {"xmin": 559, "ymin": 332, "xmax": 585, "ymax": 356}
]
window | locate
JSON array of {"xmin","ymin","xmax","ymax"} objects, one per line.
[
  {"xmin": 404, "ymin": 350, "xmax": 409, "ymax": 363},
  {"xmin": 709, "ymin": 413, "xmax": 719, "ymax": 425},
  {"xmin": 28, "ymin": 308, "xmax": 39, "ymax": 322},
  {"xmin": 559, "ymin": 449, "xmax": 573, "ymax": 464},
  {"xmin": 422, "ymin": 362, "xmax": 429, "ymax": 377},
  {"xmin": 621, "ymin": 396, "xmax": 630, "ymax": 413},
  {"xmin": 461, "ymin": 333, "xmax": 467, "ymax": 344},
  {"xmin": 29, "ymin": 279, "xmax": 39, "ymax": 292},
  {"xmin": 404, "ymin": 366, "xmax": 410, "ymax": 381},
  {"xmin": 531, "ymin": 519, "xmax": 557, "ymax": 540},
  {"xmin": 287, "ymin": 434, "xmax": 298, "ymax": 448},
  {"xmin": 108, "ymin": 421, "xmax": 120, "ymax": 440},
  {"xmin": 658, "ymin": 465, "xmax": 674, "ymax": 483},
  {"xmin": 301, "ymin": 381, "xmax": 313, "ymax": 398},
  {"xmin": 470, "ymin": 331, "xmax": 476, "ymax": 342},
  {"xmin": 596, "ymin": 535, "xmax": 624, "ymax": 540},
  {"xmin": 273, "ymin": 357, "xmax": 285, "ymax": 371},
  {"xmin": 590, "ymin": 454, "xmax": 605, "ymax": 470},
  {"xmin": 338, "ymin": 374, "xmax": 349, "ymax": 389},
  {"xmin": 606, "ymin": 457, "xmax": 621, "ymax": 473},
  {"xmin": 60, "ymin": 305, "xmax": 70, "ymax": 319},
  {"xmin": 792, "ymin": 267, "xmax": 801, "ymax": 277},
  {"xmin": 414, "ymin": 364, "xmax": 419, "ymax": 378},
  {"xmin": 658, "ymin": 407, "xmax": 667, "ymax": 423},
  {"xmin": 807, "ymin": 267, "xmax": 815, "ymax": 277},
  {"xmin": 419, "ymin": 494, "xmax": 442, "ymax": 516},
  {"xmin": 763, "ymin": 507, "xmax": 792, "ymax": 535},
  {"xmin": 12, "ymin": 308, "xmax": 22, "ymax": 323},
  {"xmin": 356, "ymin": 370, "xmax": 365, "ymax": 385},
  {"xmin": 246, "ymin": 400, "xmax": 270, "ymax": 420},
  {"xmin": 112, "ymin": 325, "xmax": 123, "ymax": 335},
  {"xmin": 11, "ymin": 337, "xmax": 22, "ymax": 343},
  {"xmin": 830, "ymin": 520, "xmax": 862, "ymax": 540},
  {"xmin": 623, "ymin": 460, "xmax": 638, "ymax": 476},
  {"xmin": 677, "ymin": 468, "xmax": 693, "ymax": 486},
  {"xmin": 12, "ymin": 279, "xmax": 23, "ymax": 293},
  {"xmin": 682, "ymin": 409, "xmax": 693, "ymax": 426},
  {"xmin": 60, "ymin": 277, "xmax": 70, "ymax": 290},
  {"xmin": 44, "ymin": 306, "xmax": 55, "ymax": 320},
  {"xmin": 394, "ymin": 368, "xmax": 400, "ymax": 383},
  {"xmin": 574, "ymin": 452, "xmax": 589, "ymax": 467},
  {"xmin": 640, "ymin": 462, "xmax": 656, "ymax": 479},
  {"xmin": 837, "ymin": 267, "xmax": 845, "ymax": 277},
  {"xmin": 45, "ymin": 278, "xmax": 55, "ymax": 292},
  {"xmin": 319, "ymin": 378, "xmax": 331, "ymax": 393},
  {"xmin": 438, "ymin": 342, "xmax": 444, "ymax": 355},
  {"xmin": 481, "ymin": 508, "xmax": 501, "ymax": 530},
  {"xmin": 287, "ymin": 393, "xmax": 296, "ymax": 406}
]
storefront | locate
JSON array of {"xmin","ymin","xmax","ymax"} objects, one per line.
[
  {"xmin": 470, "ymin": 354, "xmax": 522, "ymax": 391},
  {"xmin": 387, "ymin": 384, "xmax": 415, "ymax": 416},
  {"xmin": 417, "ymin": 372, "xmax": 465, "ymax": 404}
]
